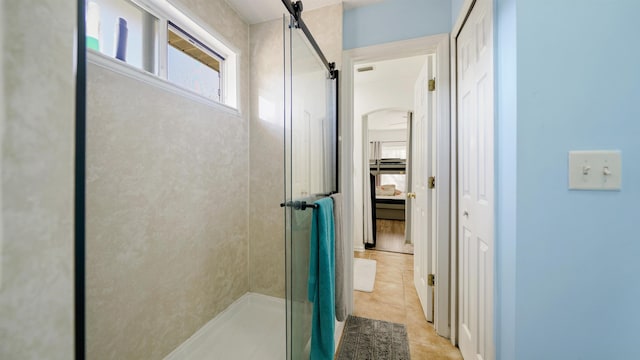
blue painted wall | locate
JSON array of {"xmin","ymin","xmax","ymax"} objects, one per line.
[
  {"xmin": 343, "ymin": 0, "xmax": 450, "ymax": 49},
  {"xmin": 494, "ymin": 0, "xmax": 516, "ymax": 358},
  {"xmin": 451, "ymin": 0, "xmax": 465, "ymax": 26},
  {"xmin": 495, "ymin": 1, "xmax": 640, "ymax": 359}
]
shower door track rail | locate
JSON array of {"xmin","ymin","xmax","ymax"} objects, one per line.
[{"xmin": 281, "ymin": 0, "xmax": 337, "ymax": 79}]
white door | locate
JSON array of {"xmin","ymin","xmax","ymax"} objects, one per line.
[
  {"xmin": 293, "ymin": 110, "xmax": 311, "ymax": 198},
  {"xmin": 457, "ymin": 0, "xmax": 494, "ymax": 359},
  {"xmin": 309, "ymin": 114, "xmax": 324, "ymax": 195},
  {"xmin": 412, "ymin": 56, "xmax": 437, "ymax": 323}
]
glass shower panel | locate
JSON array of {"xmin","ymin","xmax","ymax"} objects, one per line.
[
  {"xmin": 284, "ymin": 15, "xmax": 337, "ymax": 360},
  {"xmin": 289, "ymin": 35, "xmax": 330, "ymax": 198}
]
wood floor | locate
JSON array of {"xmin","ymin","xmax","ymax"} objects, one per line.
[
  {"xmin": 373, "ymin": 219, "xmax": 414, "ymax": 254},
  {"xmin": 353, "ymin": 250, "xmax": 462, "ymax": 359}
]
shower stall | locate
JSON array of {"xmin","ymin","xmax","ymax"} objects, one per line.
[{"xmin": 81, "ymin": 0, "xmax": 342, "ymax": 359}]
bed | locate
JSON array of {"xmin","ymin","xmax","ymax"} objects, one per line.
[
  {"xmin": 374, "ymin": 186, "xmax": 405, "ymax": 220},
  {"xmin": 370, "ymin": 157, "xmax": 407, "ymax": 221}
]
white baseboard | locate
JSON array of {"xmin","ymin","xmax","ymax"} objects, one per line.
[{"xmin": 335, "ymin": 319, "xmax": 345, "ymax": 352}]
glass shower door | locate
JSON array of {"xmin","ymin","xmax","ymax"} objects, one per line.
[{"xmin": 284, "ymin": 14, "xmax": 337, "ymax": 360}]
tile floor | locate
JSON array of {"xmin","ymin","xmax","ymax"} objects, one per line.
[{"xmin": 352, "ymin": 250, "xmax": 463, "ymax": 360}]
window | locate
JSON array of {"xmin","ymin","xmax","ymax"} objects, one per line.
[
  {"xmin": 167, "ymin": 23, "xmax": 222, "ymax": 102},
  {"xmin": 86, "ymin": 0, "xmax": 237, "ymax": 108},
  {"xmin": 380, "ymin": 141, "xmax": 407, "ymax": 160},
  {"xmin": 86, "ymin": 0, "xmax": 158, "ymax": 72},
  {"xmin": 370, "ymin": 140, "xmax": 408, "ymax": 192}
]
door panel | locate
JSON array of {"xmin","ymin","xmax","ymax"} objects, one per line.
[
  {"xmin": 457, "ymin": 0, "xmax": 494, "ymax": 359},
  {"xmin": 411, "ymin": 61, "xmax": 426, "ymax": 319},
  {"xmin": 413, "ymin": 55, "xmax": 437, "ymax": 323},
  {"xmin": 292, "ymin": 111, "xmax": 311, "ymax": 198}
]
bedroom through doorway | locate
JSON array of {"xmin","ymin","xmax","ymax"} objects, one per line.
[
  {"xmin": 366, "ymin": 109, "xmax": 413, "ymax": 254},
  {"xmin": 356, "ymin": 55, "xmax": 428, "ymax": 255}
]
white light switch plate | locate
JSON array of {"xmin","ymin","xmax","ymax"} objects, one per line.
[{"xmin": 569, "ymin": 150, "xmax": 622, "ymax": 190}]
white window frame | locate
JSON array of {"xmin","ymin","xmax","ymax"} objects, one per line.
[{"xmin": 87, "ymin": 0, "xmax": 239, "ymax": 111}]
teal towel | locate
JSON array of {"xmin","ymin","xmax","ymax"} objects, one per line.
[{"xmin": 308, "ymin": 197, "xmax": 335, "ymax": 360}]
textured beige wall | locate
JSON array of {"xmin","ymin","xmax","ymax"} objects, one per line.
[
  {"xmin": 249, "ymin": 5, "xmax": 343, "ymax": 298},
  {"xmin": 0, "ymin": 0, "xmax": 4, "ymax": 293},
  {"xmin": 248, "ymin": 17, "xmax": 286, "ymax": 299},
  {"xmin": 86, "ymin": 1, "xmax": 250, "ymax": 359},
  {"xmin": 0, "ymin": 1, "xmax": 75, "ymax": 359},
  {"xmin": 302, "ymin": 4, "xmax": 344, "ymax": 70}
]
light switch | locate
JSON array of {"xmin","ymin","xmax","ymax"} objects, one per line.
[{"xmin": 569, "ymin": 150, "xmax": 622, "ymax": 190}]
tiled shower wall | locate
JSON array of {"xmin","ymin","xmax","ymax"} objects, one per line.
[{"xmin": 85, "ymin": 0, "xmax": 250, "ymax": 358}]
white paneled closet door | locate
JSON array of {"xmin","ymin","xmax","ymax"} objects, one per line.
[{"xmin": 457, "ymin": 0, "xmax": 494, "ymax": 359}]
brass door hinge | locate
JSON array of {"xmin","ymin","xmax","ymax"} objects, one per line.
[
  {"xmin": 428, "ymin": 78, "xmax": 436, "ymax": 91},
  {"xmin": 428, "ymin": 176, "xmax": 436, "ymax": 189},
  {"xmin": 427, "ymin": 274, "xmax": 435, "ymax": 286}
]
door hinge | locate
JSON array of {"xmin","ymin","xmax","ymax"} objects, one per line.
[
  {"xmin": 428, "ymin": 78, "xmax": 436, "ymax": 91},
  {"xmin": 427, "ymin": 274, "xmax": 435, "ymax": 286},
  {"xmin": 428, "ymin": 176, "xmax": 436, "ymax": 189}
]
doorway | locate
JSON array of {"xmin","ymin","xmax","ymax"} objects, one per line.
[
  {"xmin": 342, "ymin": 33, "xmax": 452, "ymax": 338},
  {"xmin": 364, "ymin": 108, "xmax": 413, "ymax": 254}
]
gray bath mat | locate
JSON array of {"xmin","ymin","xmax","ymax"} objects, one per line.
[{"xmin": 336, "ymin": 315, "xmax": 410, "ymax": 360}]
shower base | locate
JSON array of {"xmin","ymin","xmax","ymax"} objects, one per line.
[
  {"xmin": 164, "ymin": 293, "xmax": 286, "ymax": 360},
  {"xmin": 164, "ymin": 292, "xmax": 344, "ymax": 359}
]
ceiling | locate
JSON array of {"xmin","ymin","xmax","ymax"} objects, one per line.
[
  {"xmin": 354, "ymin": 55, "xmax": 427, "ymax": 130},
  {"xmin": 368, "ymin": 110, "xmax": 408, "ymax": 130},
  {"xmin": 354, "ymin": 55, "xmax": 427, "ymax": 87},
  {"xmin": 225, "ymin": 0, "xmax": 384, "ymax": 25}
]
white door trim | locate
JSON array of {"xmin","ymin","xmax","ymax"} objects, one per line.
[{"xmin": 341, "ymin": 33, "xmax": 451, "ymax": 337}]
